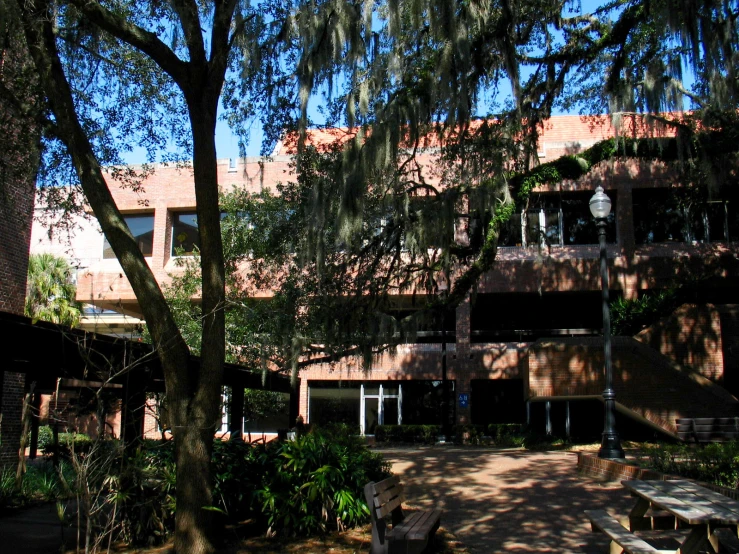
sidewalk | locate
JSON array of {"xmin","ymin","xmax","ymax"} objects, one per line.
[
  {"xmin": 382, "ymin": 447, "xmax": 634, "ymax": 553},
  {"xmin": 0, "ymin": 501, "xmax": 76, "ymax": 554}
]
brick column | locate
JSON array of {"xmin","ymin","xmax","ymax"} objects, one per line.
[
  {"xmin": 455, "ymin": 295, "xmax": 472, "ymax": 424},
  {"xmin": 0, "ymin": 372, "xmax": 26, "ymax": 469}
]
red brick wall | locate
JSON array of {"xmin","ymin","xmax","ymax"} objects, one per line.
[
  {"xmin": 528, "ymin": 336, "xmax": 738, "ymax": 436},
  {"xmin": 635, "ymin": 304, "xmax": 724, "ymax": 383},
  {"xmin": 0, "ymin": 136, "xmax": 34, "ymax": 315},
  {"xmin": 0, "ymin": 34, "xmax": 38, "ymax": 468}
]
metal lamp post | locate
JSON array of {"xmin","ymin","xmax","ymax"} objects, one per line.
[{"xmin": 590, "ymin": 185, "xmax": 625, "ymax": 459}]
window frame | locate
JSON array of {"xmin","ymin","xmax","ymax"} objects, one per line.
[{"xmin": 102, "ymin": 213, "xmax": 155, "ymax": 259}]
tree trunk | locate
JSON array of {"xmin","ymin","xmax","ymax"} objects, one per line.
[
  {"xmin": 15, "ymin": 2, "xmax": 230, "ymax": 552},
  {"xmin": 172, "ymin": 407, "xmax": 218, "ymax": 553},
  {"xmin": 169, "ymin": 98, "xmax": 226, "ymax": 554},
  {"xmin": 15, "ymin": 382, "xmax": 35, "ymax": 491}
]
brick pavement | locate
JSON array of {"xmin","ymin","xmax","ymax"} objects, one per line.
[{"xmin": 382, "ymin": 447, "xmax": 636, "ymax": 553}]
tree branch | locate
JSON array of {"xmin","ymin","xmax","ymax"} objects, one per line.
[{"xmin": 65, "ymin": 0, "xmax": 188, "ymax": 85}]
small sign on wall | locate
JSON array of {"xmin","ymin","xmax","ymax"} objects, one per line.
[{"xmin": 458, "ymin": 393, "xmax": 469, "ymax": 408}]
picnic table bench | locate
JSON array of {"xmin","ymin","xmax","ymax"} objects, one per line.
[
  {"xmin": 364, "ymin": 475, "xmax": 441, "ymax": 554},
  {"xmin": 585, "ymin": 509, "xmax": 673, "ymax": 554},
  {"xmin": 586, "ymin": 479, "xmax": 739, "ymax": 554}
]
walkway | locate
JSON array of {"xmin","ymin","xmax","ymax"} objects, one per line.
[
  {"xmin": 382, "ymin": 447, "xmax": 634, "ymax": 553},
  {"xmin": 0, "ymin": 501, "xmax": 76, "ymax": 554}
]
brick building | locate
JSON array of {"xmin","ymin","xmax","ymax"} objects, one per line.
[
  {"xmin": 32, "ymin": 115, "xmax": 739, "ymax": 440},
  {"xmin": 0, "ymin": 50, "xmax": 38, "ymax": 467}
]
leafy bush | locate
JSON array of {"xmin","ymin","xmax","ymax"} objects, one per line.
[
  {"xmin": 611, "ymin": 288, "xmax": 679, "ymax": 335},
  {"xmin": 1, "ymin": 461, "xmax": 70, "ymax": 511},
  {"xmin": 255, "ymin": 429, "xmax": 390, "ymax": 536},
  {"xmin": 375, "ymin": 425, "xmax": 440, "ymax": 444},
  {"xmin": 644, "ymin": 442, "xmax": 739, "ymax": 489},
  {"xmin": 112, "ymin": 429, "xmax": 389, "ymax": 543},
  {"xmin": 41, "ymin": 431, "xmax": 94, "ymax": 457},
  {"xmin": 114, "ymin": 442, "xmax": 177, "ymax": 546},
  {"xmin": 36, "ymin": 425, "xmax": 53, "ymax": 452},
  {"xmin": 487, "ymin": 423, "xmax": 525, "ymax": 446},
  {"xmin": 452, "ymin": 423, "xmax": 525, "ymax": 446}
]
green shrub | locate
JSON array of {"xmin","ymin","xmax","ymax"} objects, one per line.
[
  {"xmin": 375, "ymin": 425, "xmax": 440, "ymax": 444},
  {"xmin": 255, "ymin": 429, "xmax": 390, "ymax": 536},
  {"xmin": 114, "ymin": 442, "xmax": 177, "ymax": 546},
  {"xmin": 452, "ymin": 424, "xmax": 486, "ymax": 445},
  {"xmin": 645, "ymin": 442, "xmax": 739, "ymax": 489},
  {"xmin": 41, "ymin": 431, "xmax": 93, "ymax": 457},
  {"xmin": 611, "ymin": 288, "xmax": 679, "ymax": 335},
  {"xmin": 487, "ymin": 423, "xmax": 525, "ymax": 447},
  {"xmin": 451, "ymin": 423, "xmax": 526, "ymax": 445},
  {"xmin": 36, "ymin": 425, "xmax": 53, "ymax": 452},
  {"xmin": 111, "ymin": 429, "xmax": 390, "ymax": 542}
]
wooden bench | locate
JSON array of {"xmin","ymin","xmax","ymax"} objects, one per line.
[
  {"xmin": 585, "ymin": 509, "xmax": 673, "ymax": 554},
  {"xmin": 364, "ymin": 476, "xmax": 441, "ymax": 554},
  {"xmin": 676, "ymin": 418, "xmax": 739, "ymax": 443}
]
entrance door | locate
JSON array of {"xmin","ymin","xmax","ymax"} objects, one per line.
[{"xmin": 360, "ymin": 383, "xmax": 402, "ymax": 435}]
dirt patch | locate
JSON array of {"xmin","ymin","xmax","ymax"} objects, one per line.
[{"xmin": 69, "ymin": 519, "xmax": 467, "ymax": 554}]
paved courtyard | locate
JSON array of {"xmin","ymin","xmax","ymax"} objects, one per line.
[{"xmin": 382, "ymin": 447, "xmax": 635, "ymax": 553}]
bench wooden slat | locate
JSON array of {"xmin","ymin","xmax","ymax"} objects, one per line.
[
  {"xmin": 373, "ymin": 486, "xmax": 405, "ymax": 519},
  {"xmin": 390, "ymin": 509, "xmax": 441, "ymax": 541},
  {"xmin": 365, "ymin": 477, "xmax": 441, "ymax": 554},
  {"xmin": 367, "ymin": 476, "xmax": 406, "ymax": 519},
  {"xmin": 585, "ymin": 509, "xmax": 669, "ymax": 554},
  {"xmin": 372, "ymin": 476, "xmax": 401, "ymax": 494}
]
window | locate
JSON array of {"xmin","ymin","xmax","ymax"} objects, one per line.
[
  {"xmin": 171, "ymin": 212, "xmax": 199, "ymax": 255},
  {"xmin": 401, "ymin": 380, "xmax": 455, "ymax": 426},
  {"xmin": 308, "ymin": 382, "xmax": 361, "ymax": 427},
  {"xmin": 633, "ymin": 189, "xmax": 690, "ymax": 243},
  {"xmin": 633, "ymin": 188, "xmax": 738, "ymax": 244},
  {"xmin": 499, "ymin": 192, "xmax": 616, "ymax": 247},
  {"xmin": 103, "ymin": 214, "xmax": 154, "ymax": 259}
]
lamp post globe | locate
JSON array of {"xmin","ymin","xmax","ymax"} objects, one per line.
[
  {"xmin": 590, "ymin": 185, "xmax": 625, "ymax": 459},
  {"xmin": 589, "ymin": 185, "xmax": 612, "ymax": 219}
]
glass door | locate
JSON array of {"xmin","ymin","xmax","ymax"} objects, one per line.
[{"xmin": 360, "ymin": 383, "xmax": 402, "ymax": 435}]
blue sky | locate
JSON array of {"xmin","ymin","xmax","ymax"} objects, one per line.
[{"xmin": 120, "ymin": 0, "xmax": 614, "ymax": 165}]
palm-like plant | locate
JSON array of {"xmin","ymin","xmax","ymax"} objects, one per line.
[{"xmin": 25, "ymin": 253, "xmax": 82, "ymax": 327}]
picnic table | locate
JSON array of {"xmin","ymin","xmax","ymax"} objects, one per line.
[{"xmin": 587, "ymin": 479, "xmax": 739, "ymax": 554}]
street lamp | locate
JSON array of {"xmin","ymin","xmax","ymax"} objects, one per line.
[{"xmin": 589, "ymin": 185, "xmax": 625, "ymax": 459}]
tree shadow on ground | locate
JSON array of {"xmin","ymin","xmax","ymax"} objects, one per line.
[{"xmin": 382, "ymin": 447, "xmax": 637, "ymax": 553}]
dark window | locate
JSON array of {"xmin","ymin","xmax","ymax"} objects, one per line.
[
  {"xmin": 470, "ymin": 379, "xmax": 525, "ymax": 424},
  {"xmin": 308, "ymin": 382, "xmax": 361, "ymax": 427},
  {"xmin": 497, "ymin": 212, "xmax": 523, "ymax": 247},
  {"xmin": 524, "ymin": 192, "xmax": 616, "ymax": 247},
  {"xmin": 470, "ymin": 291, "xmax": 611, "ymax": 341},
  {"xmin": 633, "ymin": 188, "xmax": 690, "ymax": 243},
  {"xmin": 103, "ymin": 214, "xmax": 154, "ymax": 259},
  {"xmin": 633, "ymin": 188, "xmax": 739, "ymax": 244},
  {"xmin": 706, "ymin": 201, "xmax": 729, "ymax": 242},
  {"xmin": 401, "ymin": 380, "xmax": 455, "ymax": 426},
  {"xmin": 171, "ymin": 212, "xmax": 199, "ymax": 255},
  {"xmin": 561, "ymin": 193, "xmax": 616, "ymax": 244}
]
